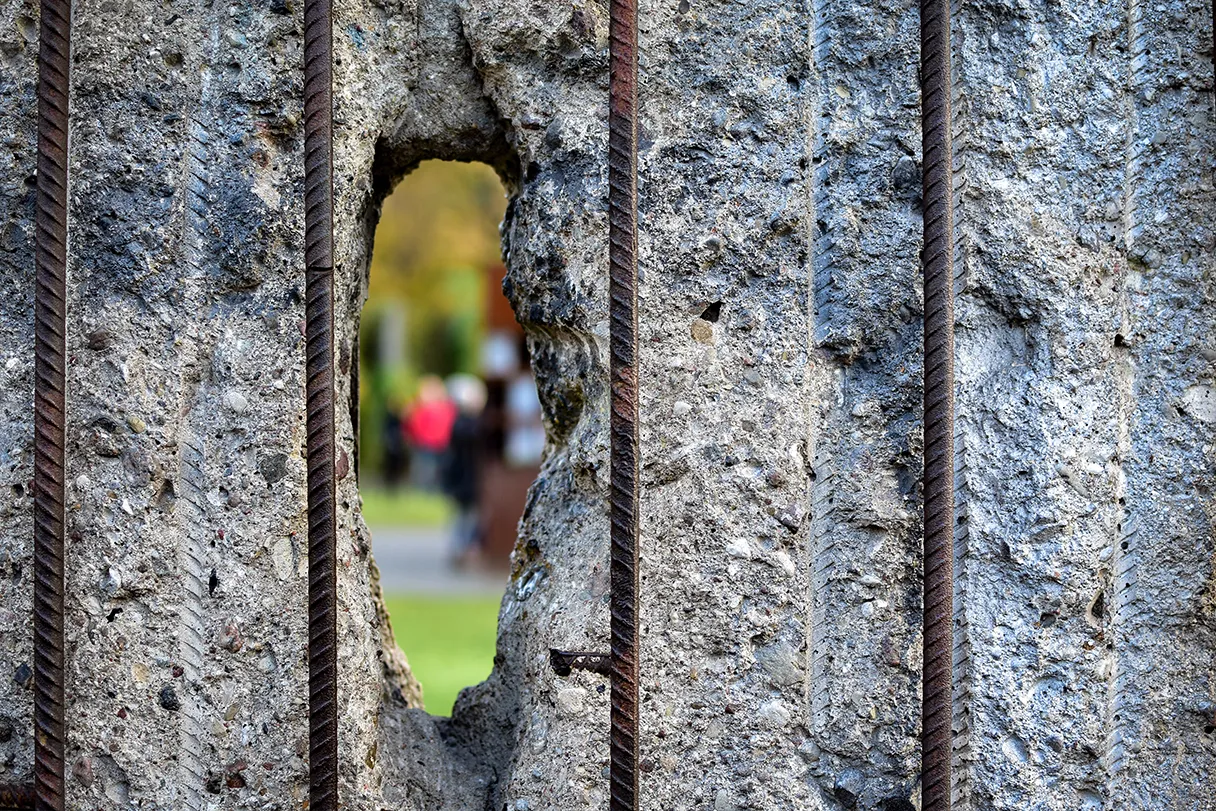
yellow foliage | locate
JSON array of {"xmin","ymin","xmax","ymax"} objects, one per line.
[{"xmin": 368, "ymin": 159, "xmax": 508, "ymax": 312}]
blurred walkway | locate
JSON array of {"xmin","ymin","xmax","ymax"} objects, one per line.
[{"xmin": 370, "ymin": 526, "xmax": 507, "ymax": 596}]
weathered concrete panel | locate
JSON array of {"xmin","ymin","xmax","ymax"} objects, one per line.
[{"xmin": 0, "ymin": 0, "xmax": 1210, "ymax": 808}]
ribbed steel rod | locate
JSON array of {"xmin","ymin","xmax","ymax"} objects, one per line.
[
  {"xmin": 920, "ymin": 0, "xmax": 955, "ymax": 807},
  {"xmin": 608, "ymin": 0, "xmax": 640, "ymax": 806},
  {"xmin": 33, "ymin": 0, "xmax": 70, "ymax": 808},
  {"xmin": 302, "ymin": 0, "xmax": 337, "ymax": 806}
]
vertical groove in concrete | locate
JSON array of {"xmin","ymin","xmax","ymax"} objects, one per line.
[
  {"xmin": 169, "ymin": 6, "xmax": 250, "ymax": 798},
  {"xmin": 1109, "ymin": 0, "xmax": 1215, "ymax": 804},
  {"xmin": 802, "ymin": 0, "xmax": 923, "ymax": 805},
  {"xmin": 1103, "ymin": 1, "xmax": 1145, "ymax": 797},
  {"xmin": 176, "ymin": 436, "xmax": 208, "ymax": 811},
  {"xmin": 173, "ymin": 21, "xmax": 220, "ymax": 801},
  {"xmin": 806, "ymin": 0, "xmax": 842, "ymax": 751}
]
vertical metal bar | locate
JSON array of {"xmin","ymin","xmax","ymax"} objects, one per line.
[
  {"xmin": 33, "ymin": 0, "xmax": 70, "ymax": 808},
  {"xmin": 303, "ymin": 0, "xmax": 337, "ymax": 806},
  {"xmin": 920, "ymin": 0, "xmax": 955, "ymax": 807},
  {"xmin": 608, "ymin": 0, "xmax": 639, "ymax": 807}
]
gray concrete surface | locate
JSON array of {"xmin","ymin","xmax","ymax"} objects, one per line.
[{"xmin": 0, "ymin": 0, "xmax": 1211, "ymax": 807}]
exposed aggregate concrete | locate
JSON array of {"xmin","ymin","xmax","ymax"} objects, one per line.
[{"xmin": 0, "ymin": 0, "xmax": 1211, "ymax": 808}]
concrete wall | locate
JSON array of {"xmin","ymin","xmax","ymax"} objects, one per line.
[{"xmin": 0, "ymin": 0, "xmax": 1211, "ymax": 808}]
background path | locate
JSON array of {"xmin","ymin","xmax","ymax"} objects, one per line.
[{"xmin": 369, "ymin": 526, "xmax": 507, "ymax": 596}]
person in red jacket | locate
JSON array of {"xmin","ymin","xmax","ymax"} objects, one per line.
[{"xmin": 402, "ymin": 375, "xmax": 456, "ymax": 490}]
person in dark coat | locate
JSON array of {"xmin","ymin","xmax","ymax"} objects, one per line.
[
  {"xmin": 442, "ymin": 375, "xmax": 486, "ymax": 566},
  {"xmin": 380, "ymin": 397, "xmax": 406, "ymax": 489}
]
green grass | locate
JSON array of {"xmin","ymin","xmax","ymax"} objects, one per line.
[
  {"xmin": 360, "ymin": 487, "xmax": 454, "ymax": 528},
  {"xmin": 383, "ymin": 593, "xmax": 501, "ymax": 716}
]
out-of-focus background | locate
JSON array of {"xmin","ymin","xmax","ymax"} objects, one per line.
[{"xmin": 360, "ymin": 161, "xmax": 537, "ymax": 715}]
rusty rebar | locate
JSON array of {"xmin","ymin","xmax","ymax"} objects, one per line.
[
  {"xmin": 0, "ymin": 783, "xmax": 34, "ymax": 810},
  {"xmin": 33, "ymin": 0, "xmax": 70, "ymax": 808},
  {"xmin": 608, "ymin": 0, "xmax": 639, "ymax": 807},
  {"xmin": 920, "ymin": 0, "xmax": 955, "ymax": 807},
  {"xmin": 303, "ymin": 0, "xmax": 337, "ymax": 806}
]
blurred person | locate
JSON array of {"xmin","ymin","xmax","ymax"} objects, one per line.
[
  {"xmin": 380, "ymin": 394, "xmax": 407, "ymax": 489},
  {"xmin": 443, "ymin": 374, "xmax": 487, "ymax": 567},
  {"xmin": 504, "ymin": 373, "xmax": 545, "ymax": 466},
  {"xmin": 403, "ymin": 375, "xmax": 456, "ymax": 490}
]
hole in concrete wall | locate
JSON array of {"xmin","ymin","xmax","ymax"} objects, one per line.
[
  {"xmin": 1088, "ymin": 589, "xmax": 1106, "ymax": 623},
  {"xmin": 359, "ymin": 160, "xmax": 537, "ymax": 716}
]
